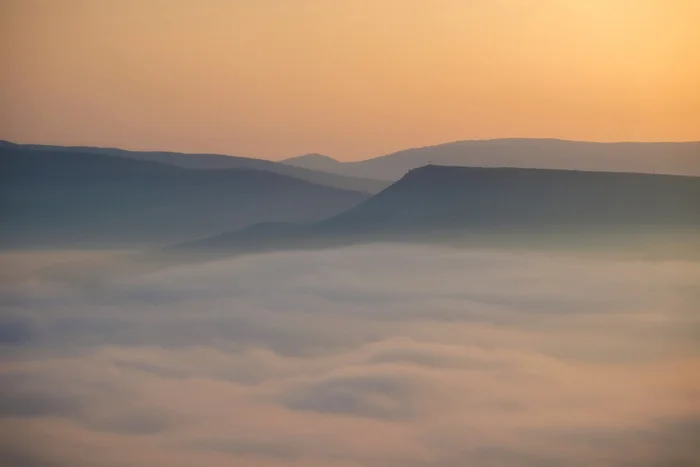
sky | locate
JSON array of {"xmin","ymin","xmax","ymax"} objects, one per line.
[
  {"xmin": 1, "ymin": 0, "xmax": 699, "ymax": 160},
  {"xmin": 1, "ymin": 244, "xmax": 699, "ymax": 466}
]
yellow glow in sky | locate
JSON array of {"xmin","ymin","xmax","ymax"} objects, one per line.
[{"xmin": 1, "ymin": 0, "xmax": 698, "ymax": 160}]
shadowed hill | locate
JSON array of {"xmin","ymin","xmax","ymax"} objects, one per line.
[
  {"xmin": 320, "ymin": 165, "xmax": 700, "ymax": 232},
  {"xmin": 39, "ymin": 165, "xmax": 700, "ymax": 281},
  {"xmin": 1, "ymin": 141, "xmax": 388, "ymax": 194},
  {"xmin": 0, "ymin": 144, "xmax": 369, "ymax": 247},
  {"xmin": 177, "ymin": 165, "xmax": 700, "ymax": 256}
]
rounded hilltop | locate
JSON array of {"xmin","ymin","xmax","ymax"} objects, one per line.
[{"xmin": 280, "ymin": 153, "xmax": 341, "ymax": 172}]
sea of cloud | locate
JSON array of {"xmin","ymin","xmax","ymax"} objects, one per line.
[{"xmin": 0, "ymin": 244, "xmax": 699, "ymax": 466}]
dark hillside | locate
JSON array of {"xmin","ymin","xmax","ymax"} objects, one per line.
[{"xmin": 0, "ymin": 144, "xmax": 368, "ymax": 247}]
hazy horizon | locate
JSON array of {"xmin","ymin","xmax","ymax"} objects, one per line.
[
  {"xmin": 2, "ymin": 0, "xmax": 699, "ymax": 160},
  {"xmin": 4, "ymin": 136, "xmax": 700, "ymax": 163}
]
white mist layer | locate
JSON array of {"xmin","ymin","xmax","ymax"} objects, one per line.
[{"xmin": 0, "ymin": 244, "xmax": 698, "ymax": 466}]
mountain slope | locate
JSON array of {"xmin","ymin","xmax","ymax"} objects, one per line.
[
  {"xmin": 320, "ymin": 165, "xmax": 700, "ymax": 232},
  {"xmin": 179, "ymin": 165, "xmax": 700, "ymax": 255},
  {"xmin": 3, "ymin": 141, "xmax": 388, "ymax": 194},
  {"xmin": 0, "ymin": 143, "xmax": 368, "ymax": 247},
  {"xmin": 294, "ymin": 139, "xmax": 700, "ymax": 180},
  {"xmin": 46, "ymin": 165, "xmax": 699, "ymax": 282}
]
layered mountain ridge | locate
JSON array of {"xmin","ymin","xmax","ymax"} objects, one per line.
[
  {"xmin": 282, "ymin": 139, "xmax": 700, "ymax": 180},
  {"xmin": 280, "ymin": 153, "xmax": 342, "ymax": 173},
  {"xmin": 177, "ymin": 164, "xmax": 700, "ymax": 256},
  {"xmin": 1, "ymin": 141, "xmax": 388, "ymax": 194},
  {"xmin": 321, "ymin": 164, "xmax": 700, "ymax": 231},
  {"xmin": 0, "ymin": 143, "xmax": 368, "ymax": 247}
]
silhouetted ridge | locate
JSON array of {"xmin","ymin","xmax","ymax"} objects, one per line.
[
  {"xmin": 1, "ymin": 140, "xmax": 387, "ymax": 194},
  {"xmin": 278, "ymin": 139, "xmax": 700, "ymax": 180},
  {"xmin": 0, "ymin": 145, "xmax": 369, "ymax": 247},
  {"xmin": 176, "ymin": 165, "xmax": 699, "ymax": 256},
  {"xmin": 281, "ymin": 153, "xmax": 344, "ymax": 173},
  {"xmin": 319, "ymin": 165, "xmax": 700, "ymax": 232},
  {"xmin": 284, "ymin": 153, "xmax": 338, "ymax": 163}
]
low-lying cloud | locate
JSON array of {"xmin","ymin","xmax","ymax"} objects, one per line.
[{"xmin": 1, "ymin": 244, "xmax": 699, "ymax": 466}]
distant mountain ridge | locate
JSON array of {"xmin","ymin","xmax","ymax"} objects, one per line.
[
  {"xmin": 320, "ymin": 164, "xmax": 700, "ymax": 231},
  {"xmin": 33, "ymin": 164, "xmax": 700, "ymax": 281},
  {"xmin": 177, "ymin": 164, "xmax": 700, "ymax": 255},
  {"xmin": 285, "ymin": 139, "xmax": 700, "ymax": 180},
  {"xmin": 0, "ymin": 141, "xmax": 388, "ymax": 194},
  {"xmin": 281, "ymin": 153, "xmax": 343, "ymax": 172},
  {"xmin": 8, "ymin": 138, "xmax": 697, "ymax": 185},
  {"xmin": 0, "ymin": 143, "xmax": 368, "ymax": 247}
]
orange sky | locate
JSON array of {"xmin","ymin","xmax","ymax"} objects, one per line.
[{"xmin": 1, "ymin": 0, "xmax": 699, "ymax": 160}]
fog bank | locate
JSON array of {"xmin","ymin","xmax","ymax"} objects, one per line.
[{"xmin": 1, "ymin": 244, "xmax": 698, "ymax": 466}]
